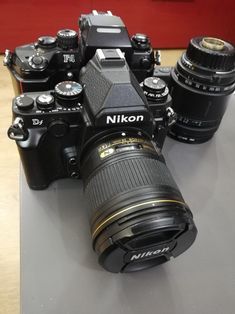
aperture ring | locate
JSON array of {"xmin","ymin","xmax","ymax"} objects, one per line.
[
  {"xmin": 174, "ymin": 68, "xmax": 235, "ymax": 94},
  {"xmin": 176, "ymin": 114, "xmax": 220, "ymax": 128}
]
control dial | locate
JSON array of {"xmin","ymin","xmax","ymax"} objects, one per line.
[
  {"xmin": 55, "ymin": 81, "xmax": 83, "ymax": 107},
  {"xmin": 141, "ymin": 77, "xmax": 169, "ymax": 103},
  {"xmin": 57, "ymin": 29, "xmax": 78, "ymax": 50}
]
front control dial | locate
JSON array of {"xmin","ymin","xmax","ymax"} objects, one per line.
[{"xmin": 48, "ymin": 120, "xmax": 69, "ymax": 137}]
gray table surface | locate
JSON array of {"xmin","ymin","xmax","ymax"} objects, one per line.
[{"xmin": 21, "ymin": 99, "xmax": 235, "ymax": 314}]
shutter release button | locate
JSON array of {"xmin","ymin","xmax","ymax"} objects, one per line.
[
  {"xmin": 32, "ymin": 56, "xmax": 43, "ymax": 65},
  {"xmin": 28, "ymin": 55, "xmax": 47, "ymax": 69}
]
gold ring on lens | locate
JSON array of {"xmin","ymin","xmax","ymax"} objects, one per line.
[
  {"xmin": 91, "ymin": 199, "xmax": 187, "ymax": 239},
  {"xmin": 202, "ymin": 37, "xmax": 225, "ymax": 51}
]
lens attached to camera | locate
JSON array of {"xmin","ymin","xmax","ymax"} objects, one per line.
[
  {"xmin": 169, "ymin": 36, "xmax": 235, "ymax": 144},
  {"xmin": 81, "ymin": 133, "xmax": 197, "ymax": 273}
]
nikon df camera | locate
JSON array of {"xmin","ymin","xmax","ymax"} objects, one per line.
[{"xmin": 8, "ymin": 48, "xmax": 197, "ymax": 273}]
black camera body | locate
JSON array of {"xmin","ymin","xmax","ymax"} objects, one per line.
[
  {"xmin": 78, "ymin": 11, "xmax": 155, "ymax": 82},
  {"xmin": 4, "ymin": 11, "xmax": 155, "ymax": 94},
  {"xmin": 8, "ymin": 48, "xmax": 197, "ymax": 273},
  {"xmin": 4, "ymin": 29, "xmax": 81, "ymax": 93},
  {"xmin": 8, "ymin": 49, "xmax": 171, "ymax": 190},
  {"xmin": 8, "ymin": 49, "xmax": 197, "ymax": 273}
]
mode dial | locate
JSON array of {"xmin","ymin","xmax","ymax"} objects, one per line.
[
  {"xmin": 55, "ymin": 81, "xmax": 83, "ymax": 107},
  {"xmin": 57, "ymin": 29, "xmax": 78, "ymax": 50}
]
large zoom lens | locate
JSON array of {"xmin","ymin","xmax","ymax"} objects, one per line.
[
  {"xmin": 81, "ymin": 134, "xmax": 197, "ymax": 273},
  {"xmin": 169, "ymin": 37, "xmax": 235, "ymax": 143}
]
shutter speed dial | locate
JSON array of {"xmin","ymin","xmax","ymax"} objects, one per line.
[
  {"xmin": 141, "ymin": 77, "xmax": 169, "ymax": 103},
  {"xmin": 55, "ymin": 81, "xmax": 83, "ymax": 107}
]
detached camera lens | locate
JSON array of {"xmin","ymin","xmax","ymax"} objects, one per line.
[
  {"xmin": 169, "ymin": 36, "xmax": 235, "ymax": 143},
  {"xmin": 81, "ymin": 135, "xmax": 197, "ymax": 273}
]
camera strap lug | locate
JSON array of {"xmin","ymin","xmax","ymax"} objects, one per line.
[
  {"xmin": 166, "ymin": 107, "xmax": 177, "ymax": 126},
  {"xmin": 8, "ymin": 117, "xmax": 28, "ymax": 141},
  {"xmin": 3, "ymin": 49, "xmax": 12, "ymax": 66},
  {"xmin": 155, "ymin": 50, "xmax": 161, "ymax": 66}
]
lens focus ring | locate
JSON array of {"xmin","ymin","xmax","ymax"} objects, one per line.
[{"xmin": 84, "ymin": 155, "xmax": 180, "ymax": 218}]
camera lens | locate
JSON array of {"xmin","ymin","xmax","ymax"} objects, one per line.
[
  {"xmin": 81, "ymin": 133, "xmax": 197, "ymax": 273},
  {"xmin": 169, "ymin": 36, "xmax": 235, "ymax": 143}
]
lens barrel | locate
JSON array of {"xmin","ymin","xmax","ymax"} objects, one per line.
[
  {"xmin": 81, "ymin": 133, "xmax": 197, "ymax": 273},
  {"xmin": 169, "ymin": 36, "xmax": 235, "ymax": 143}
]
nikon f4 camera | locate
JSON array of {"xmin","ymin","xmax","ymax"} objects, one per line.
[{"xmin": 4, "ymin": 11, "xmax": 155, "ymax": 93}]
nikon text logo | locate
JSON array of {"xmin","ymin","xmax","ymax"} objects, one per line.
[
  {"xmin": 106, "ymin": 114, "xmax": 144, "ymax": 124},
  {"xmin": 130, "ymin": 247, "xmax": 170, "ymax": 261}
]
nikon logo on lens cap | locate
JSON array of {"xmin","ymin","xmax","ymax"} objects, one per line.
[
  {"xmin": 129, "ymin": 247, "xmax": 170, "ymax": 261},
  {"xmin": 124, "ymin": 243, "xmax": 175, "ymax": 263}
]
